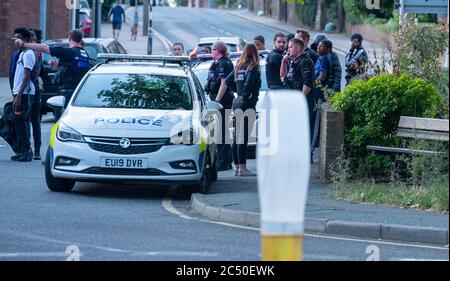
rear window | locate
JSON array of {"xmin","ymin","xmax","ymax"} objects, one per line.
[
  {"xmin": 196, "ymin": 43, "xmax": 239, "ymax": 54},
  {"xmin": 73, "ymin": 73, "xmax": 193, "ymax": 110}
]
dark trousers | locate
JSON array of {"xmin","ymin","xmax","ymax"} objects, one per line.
[
  {"xmin": 232, "ymin": 111, "xmax": 255, "ymax": 166},
  {"xmin": 217, "ymin": 107, "xmax": 232, "ymax": 169},
  {"xmin": 216, "ymin": 93, "xmax": 234, "ymax": 169},
  {"xmin": 29, "ymin": 94, "xmax": 41, "ymax": 152},
  {"xmin": 13, "ymin": 94, "xmax": 32, "ymax": 154}
]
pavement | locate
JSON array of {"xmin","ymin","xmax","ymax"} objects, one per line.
[{"xmin": 1, "ymin": 8, "xmax": 448, "ymax": 247}]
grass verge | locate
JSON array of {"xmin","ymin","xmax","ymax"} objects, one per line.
[{"xmin": 331, "ymin": 178, "xmax": 449, "ymax": 213}]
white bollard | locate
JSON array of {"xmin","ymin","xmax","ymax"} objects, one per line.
[{"xmin": 257, "ymin": 90, "xmax": 311, "ymax": 261}]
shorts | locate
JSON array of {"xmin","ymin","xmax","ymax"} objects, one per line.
[{"xmin": 112, "ymin": 22, "xmax": 122, "ymax": 30}]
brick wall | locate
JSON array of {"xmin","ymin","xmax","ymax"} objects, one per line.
[
  {"xmin": 0, "ymin": 0, "xmax": 70, "ymax": 77},
  {"xmin": 319, "ymin": 104, "xmax": 345, "ymax": 182}
]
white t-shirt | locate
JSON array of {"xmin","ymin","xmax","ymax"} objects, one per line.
[{"xmin": 12, "ymin": 49, "xmax": 36, "ymax": 96}]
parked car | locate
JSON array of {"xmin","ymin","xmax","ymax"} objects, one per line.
[
  {"xmin": 45, "ymin": 54, "xmax": 222, "ymax": 194},
  {"xmin": 79, "ymin": 12, "xmax": 92, "ymax": 37},
  {"xmin": 188, "ymin": 37, "xmax": 246, "ymax": 59},
  {"xmin": 40, "ymin": 38, "xmax": 127, "ymax": 119},
  {"xmin": 80, "ymin": 0, "xmax": 91, "ymax": 17},
  {"xmin": 191, "ymin": 52, "xmax": 269, "ymax": 159}
]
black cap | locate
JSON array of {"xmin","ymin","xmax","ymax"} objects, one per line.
[{"xmin": 286, "ymin": 33, "xmax": 295, "ymax": 41}]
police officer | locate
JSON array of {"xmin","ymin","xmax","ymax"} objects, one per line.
[
  {"xmin": 280, "ymin": 38, "xmax": 315, "ymax": 161},
  {"xmin": 204, "ymin": 41, "xmax": 234, "ymax": 171},
  {"xmin": 224, "ymin": 43, "xmax": 260, "ymax": 176},
  {"xmin": 13, "ymin": 29, "xmax": 92, "ymax": 120},
  {"xmin": 266, "ymin": 32, "xmax": 287, "ymax": 89},
  {"xmin": 295, "ymin": 29, "xmax": 319, "ymax": 64}
]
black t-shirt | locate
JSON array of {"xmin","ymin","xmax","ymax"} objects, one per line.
[
  {"xmin": 265, "ymin": 49, "xmax": 284, "ymax": 89},
  {"xmin": 49, "ymin": 46, "xmax": 91, "ymax": 89},
  {"xmin": 305, "ymin": 48, "xmax": 319, "ymax": 65},
  {"xmin": 286, "ymin": 53, "xmax": 315, "ymax": 90}
]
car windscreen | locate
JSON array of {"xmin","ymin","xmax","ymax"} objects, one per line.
[
  {"xmin": 73, "ymin": 73, "xmax": 193, "ymax": 110},
  {"xmin": 193, "ymin": 66, "xmax": 268, "ymax": 92},
  {"xmin": 42, "ymin": 44, "xmax": 99, "ymax": 64},
  {"xmin": 80, "ymin": 13, "xmax": 89, "ymax": 21},
  {"xmin": 192, "ymin": 68, "xmax": 208, "ymax": 88}
]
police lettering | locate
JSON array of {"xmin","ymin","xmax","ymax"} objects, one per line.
[{"xmin": 94, "ymin": 118, "xmax": 161, "ymax": 126}]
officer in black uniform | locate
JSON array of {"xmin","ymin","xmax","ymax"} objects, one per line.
[
  {"xmin": 265, "ymin": 32, "xmax": 287, "ymax": 89},
  {"xmin": 204, "ymin": 41, "xmax": 234, "ymax": 171},
  {"xmin": 14, "ymin": 29, "xmax": 92, "ymax": 120},
  {"xmin": 280, "ymin": 38, "xmax": 315, "ymax": 161},
  {"xmin": 224, "ymin": 43, "xmax": 261, "ymax": 176}
]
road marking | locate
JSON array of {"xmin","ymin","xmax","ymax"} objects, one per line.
[
  {"xmin": 162, "ymin": 189, "xmax": 450, "ymax": 251},
  {"xmin": 130, "ymin": 251, "xmax": 217, "ymax": 257},
  {"xmin": 0, "ymin": 252, "xmax": 83, "ymax": 258},
  {"xmin": 151, "ymin": 28, "xmax": 173, "ymax": 52},
  {"xmin": 2, "ymin": 229, "xmax": 218, "ymax": 258}
]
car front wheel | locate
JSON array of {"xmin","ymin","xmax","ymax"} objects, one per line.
[{"xmin": 45, "ymin": 148, "xmax": 75, "ymax": 192}]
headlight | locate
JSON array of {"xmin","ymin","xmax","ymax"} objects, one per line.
[
  {"xmin": 57, "ymin": 122, "xmax": 85, "ymax": 143},
  {"xmin": 169, "ymin": 127, "xmax": 198, "ymax": 145}
]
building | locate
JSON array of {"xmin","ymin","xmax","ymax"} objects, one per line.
[{"xmin": 0, "ymin": 0, "xmax": 71, "ymax": 76}]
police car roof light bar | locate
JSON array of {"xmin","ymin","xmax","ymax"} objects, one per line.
[{"xmin": 97, "ymin": 54, "xmax": 191, "ymax": 66}]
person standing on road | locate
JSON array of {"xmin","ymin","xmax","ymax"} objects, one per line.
[
  {"xmin": 109, "ymin": 1, "xmax": 126, "ymax": 40},
  {"xmin": 225, "ymin": 43, "xmax": 261, "ymax": 176},
  {"xmin": 10, "ymin": 27, "xmax": 36, "ymax": 162},
  {"xmin": 205, "ymin": 41, "xmax": 234, "ymax": 171},
  {"xmin": 280, "ymin": 38, "xmax": 315, "ymax": 161},
  {"xmin": 13, "ymin": 29, "xmax": 92, "ymax": 120},
  {"xmin": 296, "ymin": 29, "xmax": 319, "ymax": 64},
  {"xmin": 326, "ymin": 41, "xmax": 342, "ymax": 93},
  {"xmin": 310, "ymin": 40, "xmax": 333, "ymax": 162},
  {"xmin": 253, "ymin": 35, "xmax": 266, "ymax": 51},
  {"xmin": 345, "ymin": 33, "xmax": 368, "ymax": 85},
  {"xmin": 28, "ymin": 30, "xmax": 44, "ymax": 160},
  {"xmin": 266, "ymin": 32, "xmax": 286, "ymax": 89}
]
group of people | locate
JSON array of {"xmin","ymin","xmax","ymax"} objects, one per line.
[
  {"xmin": 199, "ymin": 30, "xmax": 368, "ymax": 174},
  {"xmin": 8, "ymin": 29, "xmax": 92, "ymax": 163}
]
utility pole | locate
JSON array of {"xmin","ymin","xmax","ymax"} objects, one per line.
[
  {"xmin": 148, "ymin": 1, "xmax": 153, "ymax": 54},
  {"xmin": 75, "ymin": 0, "xmax": 80, "ymax": 29},
  {"xmin": 143, "ymin": 0, "xmax": 149, "ymax": 36}
]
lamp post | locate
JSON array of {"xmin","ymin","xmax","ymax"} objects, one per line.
[{"xmin": 257, "ymin": 90, "xmax": 311, "ymax": 261}]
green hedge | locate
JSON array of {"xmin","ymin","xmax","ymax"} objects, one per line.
[{"xmin": 330, "ymin": 73, "xmax": 441, "ymax": 149}]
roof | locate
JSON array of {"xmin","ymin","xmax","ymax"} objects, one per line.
[
  {"xmin": 198, "ymin": 37, "xmax": 242, "ymax": 45},
  {"xmin": 43, "ymin": 37, "xmax": 116, "ymax": 46},
  {"xmin": 91, "ymin": 63, "xmax": 190, "ymax": 77}
]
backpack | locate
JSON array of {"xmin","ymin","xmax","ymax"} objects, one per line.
[{"xmin": 55, "ymin": 47, "xmax": 93, "ymax": 89}]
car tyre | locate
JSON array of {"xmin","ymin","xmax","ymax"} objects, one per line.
[
  {"xmin": 45, "ymin": 148, "xmax": 75, "ymax": 192},
  {"xmin": 209, "ymin": 152, "xmax": 218, "ymax": 182}
]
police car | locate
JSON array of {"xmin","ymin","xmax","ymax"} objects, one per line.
[{"xmin": 45, "ymin": 54, "xmax": 222, "ymax": 194}]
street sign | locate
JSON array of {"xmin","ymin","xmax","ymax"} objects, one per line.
[
  {"xmin": 257, "ymin": 90, "xmax": 311, "ymax": 261},
  {"xmin": 394, "ymin": 0, "xmax": 448, "ymax": 15}
]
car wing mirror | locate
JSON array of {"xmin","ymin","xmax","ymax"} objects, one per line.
[{"xmin": 47, "ymin": 96, "xmax": 66, "ymax": 109}]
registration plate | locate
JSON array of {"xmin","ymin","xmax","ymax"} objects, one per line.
[{"xmin": 100, "ymin": 157, "xmax": 148, "ymax": 169}]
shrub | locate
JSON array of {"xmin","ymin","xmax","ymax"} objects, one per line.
[{"xmin": 330, "ymin": 73, "xmax": 441, "ymax": 149}]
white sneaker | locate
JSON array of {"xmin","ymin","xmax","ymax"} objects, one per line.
[{"xmin": 238, "ymin": 169, "xmax": 256, "ymax": 176}]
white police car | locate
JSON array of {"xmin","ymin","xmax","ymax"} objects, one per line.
[{"xmin": 45, "ymin": 54, "xmax": 222, "ymax": 194}]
